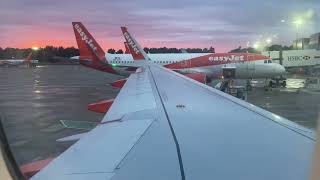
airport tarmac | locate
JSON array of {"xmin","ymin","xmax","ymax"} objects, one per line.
[{"xmin": 0, "ymin": 65, "xmax": 319, "ymax": 166}]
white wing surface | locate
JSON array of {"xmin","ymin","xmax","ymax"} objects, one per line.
[{"xmin": 32, "ymin": 64, "xmax": 314, "ymax": 180}]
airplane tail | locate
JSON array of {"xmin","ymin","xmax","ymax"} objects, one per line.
[
  {"xmin": 121, "ymin": 27, "xmax": 150, "ymax": 61},
  {"xmin": 72, "ymin": 22, "xmax": 107, "ymax": 63},
  {"xmin": 124, "ymin": 42, "xmax": 131, "ymax": 54},
  {"xmin": 24, "ymin": 52, "xmax": 32, "ymax": 62},
  {"xmin": 72, "ymin": 22, "xmax": 116, "ymax": 74}
]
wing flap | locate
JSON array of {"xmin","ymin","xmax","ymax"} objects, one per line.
[
  {"xmin": 56, "ymin": 132, "xmax": 87, "ymax": 142},
  {"xmin": 51, "ymin": 173, "xmax": 115, "ymax": 180},
  {"xmin": 32, "ymin": 119, "xmax": 154, "ymax": 179}
]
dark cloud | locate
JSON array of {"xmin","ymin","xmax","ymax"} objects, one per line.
[{"xmin": 1, "ymin": 0, "xmax": 319, "ymax": 51}]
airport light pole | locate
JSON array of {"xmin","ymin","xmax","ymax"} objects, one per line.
[{"xmin": 293, "ymin": 19, "xmax": 303, "ymax": 40}]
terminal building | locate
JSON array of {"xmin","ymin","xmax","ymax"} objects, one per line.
[
  {"xmin": 292, "ymin": 38, "xmax": 310, "ymax": 50},
  {"xmin": 292, "ymin": 33, "xmax": 320, "ymax": 50},
  {"xmin": 262, "ymin": 32, "xmax": 320, "ymax": 74},
  {"xmin": 262, "ymin": 49, "xmax": 320, "ymax": 68}
]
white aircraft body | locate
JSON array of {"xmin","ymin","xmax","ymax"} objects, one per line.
[
  {"xmin": 71, "ymin": 22, "xmax": 285, "ymax": 80},
  {"xmin": 29, "ymin": 26, "xmax": 315, "ymax": 180},
  {"xmin": 106, "ymin": 53, "xmax": 285, "ymax": 79}
]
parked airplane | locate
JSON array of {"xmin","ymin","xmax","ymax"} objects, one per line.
[
  {"xmin": 24, "ymin": 26, "xmax": 314, "ymax": 180},
  {"xmin": 72, "ymin": 22, "xmax": 285, "ymax": 82},
  {"xmin": 0, "ymin": 52, "xmax": 36, "ymax": 67}
]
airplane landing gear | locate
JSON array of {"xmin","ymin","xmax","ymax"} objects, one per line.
[
  {"xmin": 216, "ymin": 79, "xmax": 247, "ymax": 100},
  {"xmin": 281, "ymin": 80, "xmax": 286, "ymax": 87},
  {"xmin": 265, "ymin": 77, "xmax": 287, "ymax": 90},
  {"xmin": 269, "ymin": 80, "xmax": 275, "ymax": 88},
  {"xmin": 246, "ymin": 79, "xmax": 253, "ymax": 91}
]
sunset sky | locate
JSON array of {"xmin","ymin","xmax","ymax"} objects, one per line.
[{"xmin": 1, "ymin": 0, "xmax": 320, "ymax": 52}]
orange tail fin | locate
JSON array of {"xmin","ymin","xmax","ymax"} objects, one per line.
[
  {"xmin": 72, "ymin": 22, "xmax": 106, "ymax": 63},
  {"xmin": 124, "ymin": 42, "xmax": 131, "ymax": 54},
  {"xmin": 25, "ymin": 52, "xmax": 32, "ymax": 62},
  {"xmin": 72, "ymin": 22, "xmax": 117, "ymax": 74},
  {"xmin": 121, "ymin": 27, "xmax": 150, "ymax": 61}
]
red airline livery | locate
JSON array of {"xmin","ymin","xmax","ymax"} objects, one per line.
[{"xmin": 71, "ymin": 22, "xmax": 285, "ymax": 81}]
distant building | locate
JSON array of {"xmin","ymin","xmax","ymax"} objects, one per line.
[
  {"xmin": 309, "ymin": 33, "xmax": 320, "ymax": 50},
  {"xmin": 292, "ymin": 38, "xmax": 310, "ymax": 50},
  {"xmin": 262, "ymin": 49, "xmax": 320, "ymax": 68},
  {"xmin": 264, "ymin": 32, "xmax": 320, "ymax": 69}
]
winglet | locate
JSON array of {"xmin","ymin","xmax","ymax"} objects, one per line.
[
  {"xmin": 121, "ymin": 27, "xmax": 150, "ymax": 61},
  {"xmin": 72, "ymin": 22, "xmax": 106, "ymax": 62}
]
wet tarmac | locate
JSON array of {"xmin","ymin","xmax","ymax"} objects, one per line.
[
  {"xmin": 0, "ymin": 65, "xmax": 120, "ymax": 165},
  {"xmin": 247, "ymin": 87, "xmax": 320, "ymax": 129},
  {"xmin": 0, "ymin": 65, "xmax": 319, "ymax": 165}
]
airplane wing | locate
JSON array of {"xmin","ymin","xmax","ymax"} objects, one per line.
[{"xmin": 32, "ymin": 62, "xmax": 314, "ymax": 180}]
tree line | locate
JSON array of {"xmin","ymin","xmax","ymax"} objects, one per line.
[
  {"xmin": 0, "ymin": 46, "xmax": 215, "ymax": 62},
  {"xmin": 0, "ymin": 46, "xmax": 79, "ymax": 62},
  {"xmin": 229, "ymin": 45, "xmax": 294, "ymax": 53},
  {"xmin": 107, "ymin": 46, "xmax": 215, "ymax": 54}
]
